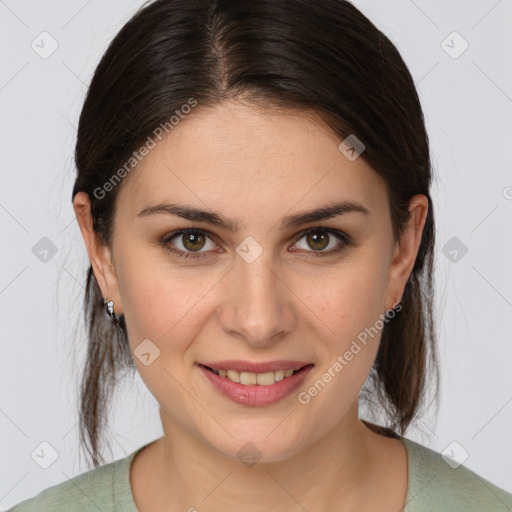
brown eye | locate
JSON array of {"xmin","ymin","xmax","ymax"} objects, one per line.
[
  {"xmin": 292, "ymin": 228, "xmax": 349, "ymax": 256},
  {"xmin": 181, "ymin": 231, "xmax": 206, "ymax": 251},
  {"xmin": 164, "ymin": 229, "xmax": 217, "ymax": 258},
  {"xmin": 162, "ymin": 227, "xmax": 351, "ymax": 260},
  {"xmin": 306, "ymin": 231, "xmax": 330, "ymax": 251}
]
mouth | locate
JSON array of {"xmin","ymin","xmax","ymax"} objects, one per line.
[
  {"xmin": 199, "ymin": 364, "xmax": 312, "ymax": 386},
  {"xmin": 197, "ymin": 362, "xmax": 315, "ymax": 407}
]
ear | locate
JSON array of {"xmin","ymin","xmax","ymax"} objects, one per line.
[
  {"xmin": 385, "ymin": 194, "xmax": 428, "ymax": 311},
  {"xmin": 73, "ymin": 191, "xmax": 123, "ymax": 315}
]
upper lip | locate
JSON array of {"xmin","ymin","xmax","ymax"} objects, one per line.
[{"xmin": 199, "ymin": 360, "xmax": 313, "ymax": 373}]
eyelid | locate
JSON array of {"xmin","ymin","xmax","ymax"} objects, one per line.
[
  {"xmin": 163, "ymin": 228, "xmax": 219, "ymax": 254},
  {"xmin": 161, "ymin": 226, "xmax": 352, "ymax": 259}
]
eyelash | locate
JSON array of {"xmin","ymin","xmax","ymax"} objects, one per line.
[{"xmin": 160, "ymin": 227, "xmax": 352, "ymax": 260}]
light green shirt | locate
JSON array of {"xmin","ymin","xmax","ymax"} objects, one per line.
[{"xmin": 7, "ymin": 436, "xmax": 512, "ymax": 511}]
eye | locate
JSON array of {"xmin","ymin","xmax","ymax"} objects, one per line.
[
  {"xmin": 291, "ymin": 228, "xmax": 349, "ymax": 256},
  {"xmin": 161, "ymin": 227, "xmax": 351, "ymax": 260},
  {"xmin": 163, "ymin": 229, "xmax": 217, "ymax": 259}
]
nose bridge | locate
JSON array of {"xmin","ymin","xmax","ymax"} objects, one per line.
[{"xmin": 221, "ymin": 238, "xmax": 295, "ymax": 345}]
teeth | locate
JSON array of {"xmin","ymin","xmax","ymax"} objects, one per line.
[
  {"xmin": 274, "ymin": 370, "xmax": 285, "ymax": 382},
  {"xmin": 211, "ymin": 367, "xmax": 300, "ymax": 386},
  {"xmin": 240, "ymin": 372, "xmax": 257, "ymax": 385},
  {"xmin": 226, "ymin": 369, "xmax": 240, "ymax": 383}
]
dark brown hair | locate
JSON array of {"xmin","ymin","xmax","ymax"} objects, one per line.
[{"xmin": 72, "ymin": 0, "xmax": 439, "ymax": 468}]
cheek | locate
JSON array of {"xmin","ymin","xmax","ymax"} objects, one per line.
[
  {"xmin": 122, "ymin": 273, "xmax": 207, "ymax": 346},
  {"xmin": 294, "ymin": 269, "xmax": 388, "ymax": 416},
  {"xmin": 116, "ymin": 258, "xmax": 211, "ymax": 408},
  {"xmin": 118, "ymin": 241, "xmax": 390, "ymax": 349},
  {"xmin": 116, "ymin": 251, "xmax": 233, "ymax": 373},
  {"xmin": 298, "ymin": 257, "xmax": 390, "ymax": 382},
  {"xmin": 306, "ymin": 259, "xmax": 389, "ymax": 336}
]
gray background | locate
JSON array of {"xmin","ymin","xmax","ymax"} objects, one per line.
[{"xmin": 1, "ymin": 0, "xmax": 511, "ymax": 508}]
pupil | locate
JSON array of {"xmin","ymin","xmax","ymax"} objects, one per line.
[
  {"xmin": 308, "ymin": 232, "xmax": 328, "ymax": 250},
  {"xmin": 184, "ymin": 232, "xmax": 204, "ymax": 251}
]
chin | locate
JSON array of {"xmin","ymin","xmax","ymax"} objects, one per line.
[{"xmin": 202, "ymin": 425, "xmax": 306, "ymax": 466}]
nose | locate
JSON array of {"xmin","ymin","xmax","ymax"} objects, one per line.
[{"xmin": 218, "ymin": 248, "xmax": 297, "ymax": 348}]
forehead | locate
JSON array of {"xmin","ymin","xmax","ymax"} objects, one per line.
[{"xmin": 115, "ymin": 100, "xmax": 387, "ymax": 219}]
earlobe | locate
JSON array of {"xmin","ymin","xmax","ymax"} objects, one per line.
[
  {"xmin": 72, "ymin": 191, "xmax": 122, "ymax": 314},
  {"xmin": 386, "ymin": 194, "xmax": 428, "ymax": 310}
]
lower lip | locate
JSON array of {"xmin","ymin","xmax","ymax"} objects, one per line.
[{"xmin": 198, "ymin": 364, "xmax": 314, "ymax": 407}]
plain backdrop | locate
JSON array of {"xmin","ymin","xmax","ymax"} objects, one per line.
[{"xmin": 1, "ymin": 0, "xmax": 511, "ymax": 508}]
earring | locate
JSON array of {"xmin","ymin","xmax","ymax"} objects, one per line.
[{"xmin": 104, "ymin": 298, "xmax": 115, "ymax": 319}]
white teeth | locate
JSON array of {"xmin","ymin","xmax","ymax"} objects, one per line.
[
  {"xmin": 211, "ymin": 367, "xmax": 300, "ymax": 386},
  {"xmin": 226, "ymin": 369, "xmax": 240, "ymax": 382},
  {"xmin": 256, "ymin": 371, "xmax": 275, "ymax": 385},
  {"xmin": 240, "ymin": 372, "xmax": 257, "ymax": 385}
]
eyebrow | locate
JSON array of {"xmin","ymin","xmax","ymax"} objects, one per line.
[{"xmin": 137, "ymin": 200, "xmax": 370, "ymax": 231}]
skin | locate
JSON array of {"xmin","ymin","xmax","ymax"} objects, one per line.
[{"xmin": 74, "ymin": 99, "xmax": 428, "ymax": 511}]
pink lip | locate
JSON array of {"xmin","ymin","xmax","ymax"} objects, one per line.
[
  {"xmin": 198, "ymin": 363, "xmax": 314, "ymax": 407},
  {"xmin": 199, "ymin": 360, "xmax": 312, "ymax": 373}
]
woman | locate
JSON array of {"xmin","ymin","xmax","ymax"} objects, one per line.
[{"xmin": 9, "ymin": 0, "xmax": 512, "ymax": 510}]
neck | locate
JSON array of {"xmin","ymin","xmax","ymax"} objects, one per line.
[{"xmin": 135, "ymin": 404, "xmax": 390, "ymax": 512}]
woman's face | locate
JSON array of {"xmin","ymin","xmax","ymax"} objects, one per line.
[{"xmin": 84, "ymin": 100, "xmax": 425, "ymax": 462}]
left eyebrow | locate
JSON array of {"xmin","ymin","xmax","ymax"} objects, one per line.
[
  {"xmin": 137, "ymin": 200, "xmax": 370, "ymax": 232},
  {"xmin": 280, "ymin": 200, "xmax": 370, "ymax": 229}
]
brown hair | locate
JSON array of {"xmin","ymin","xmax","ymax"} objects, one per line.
[{"xmin": 72, "ymin": 0, "xmax": 439, "ymax": 468}]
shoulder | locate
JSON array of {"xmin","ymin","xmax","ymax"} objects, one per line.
[
  {"xmin": 402, "ymin": 436, "xmax": 512, "ymax": 512},
  {"xmin": 6, "ymin": 447, "xmax": 142, "ymax": 512}
]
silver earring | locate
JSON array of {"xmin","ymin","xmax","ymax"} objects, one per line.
[{"xmin": 104, "ymin": 298, "xmax": 115, "ymax": 319}]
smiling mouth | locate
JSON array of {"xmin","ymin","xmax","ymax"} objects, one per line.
[{"xmin": 199, "ymin": 364, "xmax": 312, "ymax": 386}]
